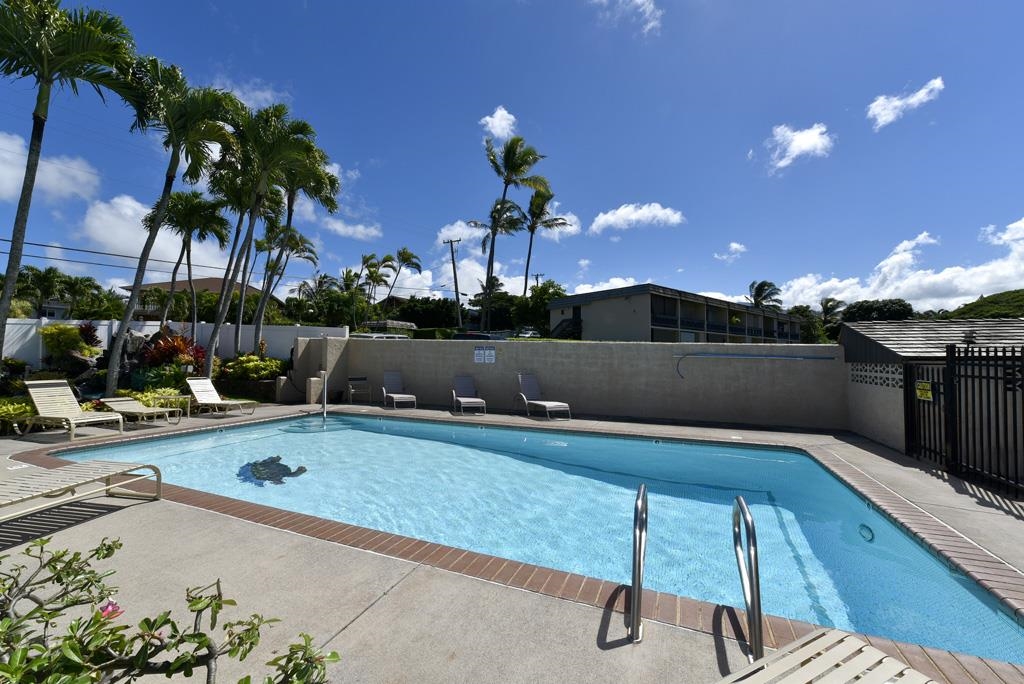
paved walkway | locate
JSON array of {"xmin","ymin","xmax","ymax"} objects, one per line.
[{"xmin": 2, "ymin": 404, "xmax": 1023, "ymax": 682}]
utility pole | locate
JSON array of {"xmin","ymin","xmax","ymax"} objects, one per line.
[
  {"xmin": 532, "ymin": 273, "xmax": 545, "ymax": 289},
  {"xmin": 444, "ymin": 238, "xmax": 463, "ymax": 328}
]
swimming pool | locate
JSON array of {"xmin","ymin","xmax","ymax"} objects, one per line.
[{"xmin": 68, "ymin": 415, "xmax": 1024, "ymax": 662}]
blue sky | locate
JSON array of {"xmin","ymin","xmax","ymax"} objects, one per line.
[{"xmin": 1, "ymin": 0, "xmax": 1022, "ymax": 311}]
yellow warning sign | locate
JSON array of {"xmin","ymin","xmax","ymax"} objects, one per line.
[{"xmin": 915, "ymin": 381, "xmax": 933, "ymax": 402}]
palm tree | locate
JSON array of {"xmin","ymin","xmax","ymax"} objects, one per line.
[
  {"xmin": 105, "ymin": 59, "xmax": 236, "ymax": 395},
  {"xmin": 19, "ymin": 265, "xmax": 67, "ymax": 317},
  {"xmin": 820, "ymin": 296, "xmax": 846, "ymax": 340},
  {"xmin": 468, "ymin": 199, "xmax": 525, "ymax": 328},
  {"xmin": 521, "ymin": 189, "xmax": 570, "ymax": 296},
  {"xmin": 292, "ymin": 271, "xmax": 338, "ymax": 318},
  {"xmin": 251, "ymin": 146, "xmax": 338, "ymax": 348},
  {"xmin": 63, "ymin": 275, "xmax": 102, "ymax": 318},
  {"xmin": 160, "ymin": 191, "xmax": 230, "ymax": 338},
  {"xmin": 482, "ymin": 136, "xmax": 549, "ymax": 330},
  {"xmin": 251, "ymin": 223, "xmax": 317, "ymax": 347},
  {"xmin": 381, "ymin": 247, "xmax": 422, "ymax": 317},
  {"xmin": 203, "ymin": 104, "xmax": 316, "ymax": 374},
  {"xmin": 746, "ymin": 280, "xmax": 782, "ymax": 311},
  {"xmin": 0, "ymin": 0, "xmax": 135, "ymax": 355}
]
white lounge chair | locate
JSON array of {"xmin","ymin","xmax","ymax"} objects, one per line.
[
  {"xmin": 186, "ymin": 377, "xmax": 257, "ymax": 415},
  {"xmin": 382, "ymin": 371, "xmax": 416, "ymax": 408},
  {"xmin": 452, "ymin": 375, "xmax": 486, "ymax": 415},
  {"xmin": 717, "ymin": 628, "xmax": 936, "ymax": 683},
  {"xmin": 100, "ymin": 396, "xmax": 182, "ymax": 426},
  {"xmin": 22, "ymin": 380, "xmax": 123, "ymax": 441},
  {"xmin": 0, "ymin": 460, "xmax": 161, "ymax": 523},
  {"xmin": 516, "ymin": 373, "xmax": 571, "ymax": 420}
]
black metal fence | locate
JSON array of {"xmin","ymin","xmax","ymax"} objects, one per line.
[{"xmin": 905, "ymin": 345, "xmax": 1024, "ymax": 496}]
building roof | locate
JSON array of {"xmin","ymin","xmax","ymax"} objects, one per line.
[
  {"xmin": 839, "ymin": 319, "xmax": 1024, "ymax": 363},
  {"xmin": 547, "ymin": 283, "xmax": 801, "ymax": 320}
]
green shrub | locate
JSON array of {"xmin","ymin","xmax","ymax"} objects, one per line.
[
  {"xmin": 3, "ymin": 357, "xmax": 27, "ymax": 376},
  {"xmin": 139, "ymin": 364, "xmax": 187, "ymax": 390},
  {"xmin": 39, "ymin": 323, "xmax": 99, "ymax": 359},
  {"xmin": 0, "ymin": 397, "xmax": 33, "ymax": 435},
  {"xmin": 412, "ymin": 328, "xmax": 455, "ymax": 339},
  {"xmin": 116, "ymin": 387, "xmax": 190, "ymax": 410},
  {"xmin": 219, "ymin": 355, "xmax": 285, "ymax": 382}
]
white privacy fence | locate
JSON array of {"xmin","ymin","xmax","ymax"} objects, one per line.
[{"xmin": 2, "ymin": 318, "xmax": 348, "ymax": 368}]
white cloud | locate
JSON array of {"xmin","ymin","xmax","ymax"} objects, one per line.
[
  {"xmin": 322, "ymin": 217, "xmax": 383, "ymax": 241},
  {"xmin": 43, "ymin": 242, "xmax": 88, "ymax": 274},
  {"xmin": 211, "ymin": 76, "xmax": 289, "ymax": 108},
  {"xmin": 0, "ymin": 131, "xmax": 100, "ymax": 202},
  {"xmin": 591, "ymin": 0, "xmax": 664, "ymax": 35},
  {"xmin": 435, "ymin": 220, "xmax": 484, "ymax": 248},
  {"xmin": 574, "ymin": 276, "xmax": 640, "ymax": 294},
  {"xmin": 577, "ymin": 258, "xmax": 591, "ymax": 271},
  {"xmin": 765, "ymin": 123, "xmax": 834, "ymax": 173},
  {"xmin": 588, "ymin": 202, "xmax": 684, "ymax": 235},
  {"xmin": 609, "ymin": 235, "xmax": 622, "ymax": 243},
  {"xmin": 81, "ymin": 195, "xmax": 228, "ymax": 281},
  {"xmin": 746, "ymin": 148, "xmax": 754, "ymax": 161},
  {"xmin": 713, "ymin": 242, "xmax": 747, "ymax": 263},
  {"xmin": 867, "ymin": 77, "xmax": 944, "ymax": 131},
  {"xmin": 697, "ymin": 291, "xmax": 748, "ymax": 304},
  {"xmin": 539, "ymin": 202, "xmax": 582, "ymax": 242},
  {"xmin": 293, "ymin": 195, "xmax": 318, "ymax": 224},
  {"xmin": 479, "ymin": 105, "xmax": 517, "ymax": 140},
  {"xmin": 779, "ymin": 223, "xmax": 1024, "ymax": 311}
]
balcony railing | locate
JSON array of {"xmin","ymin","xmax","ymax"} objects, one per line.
[
  {"xmin": 728, "ymin": 325, "xmax": 746, "ymax": 335},
  {"xmin": 680, "ymin": 317, "xmax": 704, "ymax": 330},
  {"xmin": 707, "ymin": 322, "xmax": 727, "ymax": 333},
  {"xmin": 651, "ymin": 314, "xmax": 678, "ymax": 327}
]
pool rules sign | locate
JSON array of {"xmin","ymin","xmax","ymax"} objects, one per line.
[
  {"xmin": 915, "ymin": 380, "xmax": 933, "ymax": 402},
  {"xmin": 474, "ymin": 345, "xmax": 496, "ymax": 363}
]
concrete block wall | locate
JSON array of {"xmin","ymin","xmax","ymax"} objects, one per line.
[
  {"xmin": 313, "ymin": 339, "xmax": 849, "ymax": 431},
  {"xmin": 847, "ymin": 381, "xmax": 905, "ymax": 452}
]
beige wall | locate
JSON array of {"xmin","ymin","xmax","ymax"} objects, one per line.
[
  {"xmin": 847, "ymin": 381, "xmax": 905, "ymax": 452},
  {"xmin": 582, "ymin": 293, "xmax": 652, "ymax": 341},
  {"xmin": 313, "ymin": 339, "xmax": 849, "ymax": 430}
]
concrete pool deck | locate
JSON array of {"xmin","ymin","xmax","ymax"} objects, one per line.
[{"xmin": 2, "ymin": 404, "xmax": 1024, "ymax": 682}]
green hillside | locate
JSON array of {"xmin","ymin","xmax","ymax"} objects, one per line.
[{"xmin": 945, "ymin": 290, "xmax": 1024, "ymax": 319}]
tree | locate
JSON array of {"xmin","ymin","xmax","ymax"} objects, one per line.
[
  {"xmin": 292, "ymin": 271, "xmax": 338, "ymax": 320},
  {"xmin": 251, "ymin": 145, "xmax": 337, "ymax": 348},
  {"xmin": 105, "ymin": 58, "xmax": 236, "ymax": 395},
  {"xmin": 63, "ymin": 275, "xmax": 102, "ymax": 318},
  {"xmin": 512, "ymin": 279, "xmax": 566, "ymax": 334},
  {"xmin": 819, "ymin": 296, "xmax": 845, "ymax": 341},
  {"xmin": 204, "ymin": 104, "xmax": 316, "ymax": 373},
  {"xmin": 788, "ymin": 304, "xmax": 826, "ymax": 343},
  {"xmin": 18, "ymin": 265, "xmax": 66, "ymax": 317},
  {"xmin": 381, "ymin": 247, "xmax": 422, "ymax": 317},
  {"xmin": 160, "ymin": 191, "xmax": 230, "ymax": 338},
  {"xmin": 521, "ymin": 190, "xmax": 570, "ymax": 296},
  {"xmin": 75, "ymin": 287, "xmax": 124, "ymax": 320},
  {"xmin": 746, "ymin": 280, "xmax": 782, "ymax": 311},
  {"xmin": 0, "ymin": 0, "xmax": 135, "ymax": 354},
  {"xmin": 482, "ymin": 136, "xmax": 549, "ymax": 329},
  {"xmin": 468, "ymin": 199, "xmax": 525, "ymax": 330},
  {"xmin": 841, "ymin": 298, "xmax": 914, "ymax": 323}
]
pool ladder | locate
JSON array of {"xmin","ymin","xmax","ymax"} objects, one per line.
[
  {"xmin": 629, "ymin": 483, "xmax": 648, "ymax": 643},
  {"xmin": 733, "ymin": 496, "xmax": 764, "ymax": 662}
]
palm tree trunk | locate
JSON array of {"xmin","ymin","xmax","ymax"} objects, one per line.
[
  {"xmin": 484, "ymin": 228, "xmax": 498, "ymax": 331},
  {"xmin": 186, "ymin": 239, "xmax": 198, "ymax": 340},
  {"xmin": 522, "ymin": 230, "xmax": 536, "ymax": 297},
  {"xmin": 381, "ymin": 265, "xmax": 403, "ymax": 319},
  {"xmin": 0, "ymin": 86, "xmax": 51, "ymax": 357},
  {"xmin": 233, "ymin": 240, "xmax": 257, "ymax": 354},
  {"xmin": 205, "ymin": 204, "xmax": 260, "ymax": 375},
  {"xmin": 159, "ymin": 243, "xmax": 187, "ymax": 327},
  {"xmin": 252, "ymin": 248, "xmax": 285, "ymax": 350},
  {"xmin": 106, "ymin": 149, "xmax": 180, "ymax": 395}
]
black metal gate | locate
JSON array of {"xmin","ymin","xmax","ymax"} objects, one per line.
[{"xmin": 905, "ymin": 345, "xmax": 1024, "ymax": 496}]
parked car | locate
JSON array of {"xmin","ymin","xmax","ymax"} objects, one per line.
[{"xmin": 517, "ymin": 328, "xmax": 541, "ymax": 338}]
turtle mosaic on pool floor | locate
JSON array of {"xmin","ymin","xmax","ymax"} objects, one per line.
[{"xmin": 238, "ymin": 456, "xmax": 307, "ymax": 486}]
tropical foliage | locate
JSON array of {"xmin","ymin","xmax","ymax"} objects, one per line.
[
  {"xmin": 943, "ymin": 289, "xmax": 1024, "ymax": 319},
  {"xmin": 746, "ymin": 280, "xmax": 783, "ymax": 311},
  {"xmin": 841, "ymin": 298, "xmax": 914, "ymax": 322}
]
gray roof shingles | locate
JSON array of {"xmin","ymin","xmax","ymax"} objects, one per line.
[{"xmin": 840, "ymin": 319, "xmax": 1024, "ymax": 362}]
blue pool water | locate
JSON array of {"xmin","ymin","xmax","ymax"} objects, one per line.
[{"xmin": 69, "ymin": 415, "xmax": 1024, "ymax": 662}]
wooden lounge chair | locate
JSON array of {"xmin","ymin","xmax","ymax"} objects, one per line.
[
  {"xmin": 100, "ymin": 396, "xmax": 182, "ymax": 426},
  {"xmin": 452, "ymin": 375, "xmax": 486, "ymax": 415},
  {"xmin": 0, "ymin": 460, "xmax": 162, "ymax": 523},
  {"xmin": 516, "ymin": 373, "xmax": 571, "ymax": 419},
  {"xmin": 382, "ymin": 371, "xmax": 416, "ymax": 408},
  {"xmin": 717, "ymin": 628, "xmax": 935, "ymax": 683},
  {"xmin": 186, "ymin": 377, "xmax": 257, "ymax": 415},
  {"xmin": 23, "ymin": 380, "xmax": 123, "ymax": 441}
]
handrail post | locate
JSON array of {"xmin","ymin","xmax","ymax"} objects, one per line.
[
  {"xmin": 733, "ymin": 495, "xmax": 763, "ymax": 662},
  {"xmin": 320, "ymin": 369, "xmax": 327, "ymax": 427},
  {"xmin": 630, "ymin": 483, "xmax": 648, "ymax": 643}
]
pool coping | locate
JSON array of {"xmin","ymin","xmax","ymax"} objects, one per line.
[{"xmin": 10, "ymin": 408, "xmax": 1024, "ymax": 682}]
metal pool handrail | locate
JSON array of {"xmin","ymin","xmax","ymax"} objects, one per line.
[
  {"xmin": 320, "ymin": 370, "xmax": 327, "ymax": 427},
  {"xmin": 733, "ymin": 495, "xmax": 763, "ymax": 662},
  {"xmin": 630, "ymin": 482, "xmax": 648, "ymax": 643}
]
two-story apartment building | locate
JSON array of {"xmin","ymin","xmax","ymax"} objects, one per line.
[{"xmin": 548, "ymin": 284, "xmax": 804, "ymax": 343}]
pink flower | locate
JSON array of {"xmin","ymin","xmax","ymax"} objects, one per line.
[{"xmin": 99, "ymin": 600, "xmax": 123, "ymax": 619}]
